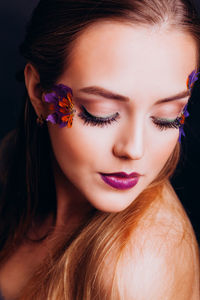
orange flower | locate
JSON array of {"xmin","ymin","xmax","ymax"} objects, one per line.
[{"xmin": 44, "ymin": 84, "xmax": 75, "ymax": 128}]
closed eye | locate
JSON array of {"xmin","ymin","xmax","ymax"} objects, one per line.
[
  {"xmin": 151, "ymin": 116, "xmax": 181, "ymax": 131},
  {"xmin": 78, "ymin": 105, "xmax": 184, "ymax": 131},
  {"xmin": 78, "ymin": 105, "xmax": 120, "ymax": 127}
]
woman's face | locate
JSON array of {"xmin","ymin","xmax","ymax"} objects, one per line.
[{"xmin": 47, "ymin": 22, "xmax": 197, "ymax": 212}]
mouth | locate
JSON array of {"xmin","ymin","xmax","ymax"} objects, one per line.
[{"xmin": 99, "ymin": 172, "xmax": 141, "ymax": 190}]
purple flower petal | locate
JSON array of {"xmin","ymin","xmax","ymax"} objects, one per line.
[
  {"xmin": 179, "ymin": 126, "xmax": 185, "ymax": 143},
  {"xmin": 178, "ymin": 103, "xmax": 190, "ymax": 143},
  {"xmin": 59, "ymin": 122, "xmax": 68, "ymax": 128},
  {"xmin": 46, "ymin": 113, "xmax": 58, "ymax": 124},
  {"xmin": 53, "ymin": 84, "xmax": 73, "ymax": 97},
  {"xmin": 179, "ymin": 70, "xmax": 199, "ymax": 143},
  {"xmin": 188, "ymin": 70, "xmax": 199, "ymax": 90},
  {"xmin": 178, "ymin": 131, "xmax": 182, "ymax": 143},
  {"xmin": 44, "ymin": 92, "xmax": 57, "ymax": 104},
  {"xmin": 183, "ymin": 104, "xmax": 189, "ymax": 118},
  {"xmin": 45, "ymin": 83, "xmax": 74, "ymax": 128}
]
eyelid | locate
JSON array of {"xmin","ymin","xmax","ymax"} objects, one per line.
[
  {"xmin": 152, "ymin": 102, "xmax": 187, "ymax": 121},
  {"xmin": 152, "ymin": 116, "xmax": 177, "ymax": 122},
  {"xmin": 80, "ymin": 105, "xmax": 118, "ymax": 119}
]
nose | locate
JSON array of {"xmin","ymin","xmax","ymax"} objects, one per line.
[{"xmin": 112, "ymin": 117, "xmax": 145, "ymax": 160}]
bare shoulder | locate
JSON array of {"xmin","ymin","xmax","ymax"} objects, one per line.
[
  {"xmin": 118, "ymin": 181, "xmax": 200, "ymax": 299},
  {"xmin": 138, "ymin": 180, "xmax": 198, "ymax": 241}
]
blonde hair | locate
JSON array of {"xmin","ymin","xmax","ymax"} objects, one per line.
[
  {"xmin": 18, "ymin": 0, "xmax": 199, "ymax": 298},
  {"xmin": 19, "ymin": 142, "xmax": 180, "ymax": 300}
]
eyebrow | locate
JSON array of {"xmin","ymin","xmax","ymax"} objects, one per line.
[
  {"xmin": 79, "ymin": 86, "xmax": 129, "ymax": 101},
  {"xmin": 78, "ymin": 86, "xmax": 190, "ymax": 103}
]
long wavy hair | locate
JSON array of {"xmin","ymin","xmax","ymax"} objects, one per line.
[{"xmin": 0, "ymin": 0, "xmax": 199, "ymax": 298}]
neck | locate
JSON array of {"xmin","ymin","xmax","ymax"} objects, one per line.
[{"xmin": 52, "ymin": 159, "xmax": 93, "ymax": 229}]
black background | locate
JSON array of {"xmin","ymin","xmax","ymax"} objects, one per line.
[{"xmin": 0, "ymin": 1, "xmax": 200, "ymax": 244}]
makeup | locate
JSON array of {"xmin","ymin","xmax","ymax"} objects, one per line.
[
  {"xmin": 100, "ymin": 172, "xmax": 140, "ymax": 190},
  {"xmin": 78, "ymin": 105, "xmax": 120, "ymax": 127}
]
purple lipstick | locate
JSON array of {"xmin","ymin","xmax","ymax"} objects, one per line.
[{"xmin": 100, "ymin": 172, "xmax": 140, "ymax": 190}]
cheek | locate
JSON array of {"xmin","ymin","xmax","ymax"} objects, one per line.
[
  {"xmin": 148, "ymin": 132, "xmax": 179, "ymax": 174},
  {"xmin": 48, "ymin": 124, "xmax": 111, "ymax": 173}
]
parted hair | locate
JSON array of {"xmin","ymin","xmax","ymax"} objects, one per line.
[{"xmin": 0, "ymin": 0, "xmax": 199, "ymax": 299}]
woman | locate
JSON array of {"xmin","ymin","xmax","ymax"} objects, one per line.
[{"xmin": 0, "ymin": 0, "xmax": 199, "ymax": 299}]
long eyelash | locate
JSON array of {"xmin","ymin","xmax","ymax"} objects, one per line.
[
  {"xmin": 152, "ymin": 117, "xmax": 180, "ymax": 131},
  {"xmin": 78, "ymin": 105, "xmax": 120, "ymax": 127},
  {"xmin": 78, "ymin": 106, "xmax": 181, "ymax": 131}
]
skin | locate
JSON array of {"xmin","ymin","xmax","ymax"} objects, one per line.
[
  {"xmin": 0, "ymin": 22, "xmax": 199, "ymax": 299},
  {"xmin": 45, "ymin": 22, "xmax": 197, "ymax": 215}
]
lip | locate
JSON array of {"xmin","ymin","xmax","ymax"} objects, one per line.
[{"xmin": 100, "ymin": 172, "xmax": 140, "ymax": 190}]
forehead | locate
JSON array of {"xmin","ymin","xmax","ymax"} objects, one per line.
[{"xmin": 64, "ymin": 21, "xmax": 197, "ymax": 97}]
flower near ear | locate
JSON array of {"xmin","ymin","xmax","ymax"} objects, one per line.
[{"xmin": 44, "ymin": 84, "xmax": 75, "ymax": 128}]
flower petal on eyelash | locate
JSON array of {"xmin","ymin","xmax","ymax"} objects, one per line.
[
  {"xmin": 187, "ymin": 70, "xmax": 199, "ymax": 91},
  {"xmin": 180, "ymin": 70, "xmax": 199, "ymax": 142},
  {"xmin": 183, "ymin": 104, "xmax": 189, "ymax": 118},
  {"xmin": 178, "ymin": 104, "xmax": 190, "ymax": 142}
]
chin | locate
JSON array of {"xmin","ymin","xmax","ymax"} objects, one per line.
[{"xmin": 88, "ymin": 196, "xmax": 134, "ymax": 213}]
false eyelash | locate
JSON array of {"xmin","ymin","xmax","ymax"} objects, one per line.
[
  {"xmin": 78, "ymin": 105, "xmax": 181, "ymax": 131},
  {"xmin": 151, "ymin": 117, "xmax": 180, "ymax": 131},
  {"xmin": 78, "ymin": 105, "xmax": 120, "ymax": 127}
]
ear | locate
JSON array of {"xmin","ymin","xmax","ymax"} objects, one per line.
[{"xmin": 24, "ymin": 63, "xmax": 46, "ymax": 118}]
